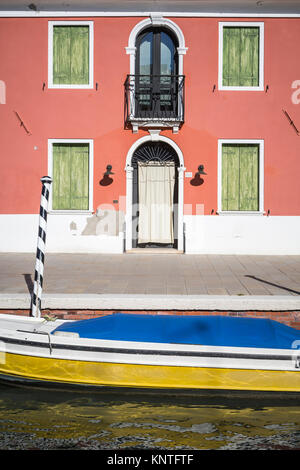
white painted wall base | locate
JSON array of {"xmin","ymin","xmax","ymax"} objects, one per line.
[
  {"xmin": 0, "ymin": 214, "xmax": 124, "ymax": 253},
  {"xmin": 184, "ymin": 215, "xmax": 300, "ymax": 255},
  {"xmin": 1, "ymin": 214, "xmax": 300, "ymax": 254}
]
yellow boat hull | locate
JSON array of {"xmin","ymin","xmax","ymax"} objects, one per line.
[{"xmin": 1, "ymin": 352, "xmax": 300, "ymax": 392}]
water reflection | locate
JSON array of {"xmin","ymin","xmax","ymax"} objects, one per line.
[{"xmin": 0, "ymin": 384, "xmax": 299, "ymax": 450}]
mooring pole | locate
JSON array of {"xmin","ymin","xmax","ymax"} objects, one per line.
[{"xmin": 31, "ymin": 176, "xmax": 52, "ymax": 318}]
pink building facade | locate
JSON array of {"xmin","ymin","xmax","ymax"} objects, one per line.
[{"xmin": 0, "ymin": 1, "xmax": 300, "ymax": 254}]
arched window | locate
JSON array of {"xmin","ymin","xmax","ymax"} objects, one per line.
[
  {"xmin": 134, "ymin": 27, "xmax": 179, "ymax": 119},
  {"xmin": 136, "ymin": 27, "xmax": 178, "ymax": 77}
]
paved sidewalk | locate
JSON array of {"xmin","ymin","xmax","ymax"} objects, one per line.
[
  {"xmin": 1, "ymin": 252, "xmax": 300, "ymax": 297},
  {"xmin": 0, "ymin": 251, "xmax": 300, "ymax": 310},
  {"xmin": 1, "ymin": 251, "xmax": 299, "ymax": 315}
]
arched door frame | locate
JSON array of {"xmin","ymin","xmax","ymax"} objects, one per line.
[{"xmin": 125, "ymin": 132, "xmax": 185, "ymax": 251}]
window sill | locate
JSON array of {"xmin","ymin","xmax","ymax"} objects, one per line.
[
  {"xmin": 218, "ymin": 86, "xmax": 264, "ymax": 91},
  {"xmin": 48, "ymin": 210, "xmax": 93, "ymax": 215},
  {"xmin": 48, "ymin": 84, "xmax": 94, "ymax": 90},
  {"xmin": 217, "ymin": 211, "xmax": 265, "ymax": 216}
]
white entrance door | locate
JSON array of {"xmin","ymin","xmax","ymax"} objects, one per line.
[{"xmin": 138, "ymin": 162, "xmax": 175, "ymax": 245}]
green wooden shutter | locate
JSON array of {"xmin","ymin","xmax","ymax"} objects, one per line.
[
  {"xmin": 223, "ymin": 27, "xmax": 240, "ymax": 87},
  {"xmin": 52, "ymin": 144, "xmax": 71, "ymax": 209},
  {"xmin": 240, "ymin": 28, "xmax": 259, "ymax": 86},
  {"xmin": 70, "ymin": 144, "xmax": 89, "ymax": 210},
  {"xmin": 221, "ymin": 145, "xmax": 229, "ymax": 210},
  {"xmin": 53, "ymin": 26, "xmax": 71, "ymax": 85},
  {"xmin": 222, "ymin": 145, "xmax": 240, "ymax": 211},
  {"xmin": 52, "ymin": 143, "xmax": 89, "ymax": 210},
  {"xmin": 222, "ymin": 144, "xmax": 259, "ymax": 211},
  {"xmin": 223, "ymin": 27, "xmax": 259, "ymax": 87},
  {"xmin": 70, "ymin": 26, "xmax": 89, "ymax": 85},
  {"xmin": 239, "ymin": 145, "xmax": 259, "ymax": 211},
  {"xmin": 53, "ymin": 26, "xmax": 89, "ymax": 85}
]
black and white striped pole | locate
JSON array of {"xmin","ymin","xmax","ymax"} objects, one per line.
[{"xmin": 31, "ymin": 176, "xmax": 52, "ymax": 318}]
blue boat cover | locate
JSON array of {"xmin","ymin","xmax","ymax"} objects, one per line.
[{"xmin": 52, "ymin": 313, "xmax": 300, "ymax": 350}]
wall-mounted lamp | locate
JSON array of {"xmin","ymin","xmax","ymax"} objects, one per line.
[
  {"xmin": 104, "ymin": 164, "xmax": 114, "ymax": 176},
  {"xmin": 100, "ymin": 165, "xmax": 114, "ymax": 186},
  {"xmin": 190, "ymin": 165, "xmax": 207, "ymax": 186},
  {"xmin": 196, "ymin": 165, "xmax": 207, "ymax": 175}
]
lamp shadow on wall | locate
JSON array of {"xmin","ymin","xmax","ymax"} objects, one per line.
[
  {"xmin": 190, "ymin": 165, "xmax": 207, "ymax": 186},
  {"xmin": 99, "ymin": 175, "xmax": 114, "ymax": 186},
  {"xmin": 190, "ymin": 174, "xmax": 204, "ymax": 186},
  {"xmin": 99, "ymin": 165, "xmax": 114, "ymax": 186}
]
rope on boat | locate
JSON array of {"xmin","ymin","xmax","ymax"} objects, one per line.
[{"xmin": 31, "ymin": 176, "xmax": 52, "ymax": 318}]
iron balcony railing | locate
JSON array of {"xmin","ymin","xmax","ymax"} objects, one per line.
[{"xmin": 125, "ymin": 74, "xmax": 185, "ymax": 125}]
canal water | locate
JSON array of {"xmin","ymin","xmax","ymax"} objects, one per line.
[{"xmin": 0, "ymin": 383, "xmax": 299, "ymax": 451}]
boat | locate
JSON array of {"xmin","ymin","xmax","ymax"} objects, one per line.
[{"xmin": 0, "ymin": 312, "xmax": 299, "ymax": 392}]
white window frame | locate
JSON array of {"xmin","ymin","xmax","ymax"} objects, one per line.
[
  {"xmin": 48, "ymin": 138, "xmax": 94, "ymax": 213},
  {"xmin": 217, "ymin": 139, "xmax": 264, "ymax": 215},
  {"xmin": 218, "ymin": 22, "xmax": 264, "ymax": 91},
  {"xmin": 48, "ymin": 21, "xmax": 94, "ymax": 89}
]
